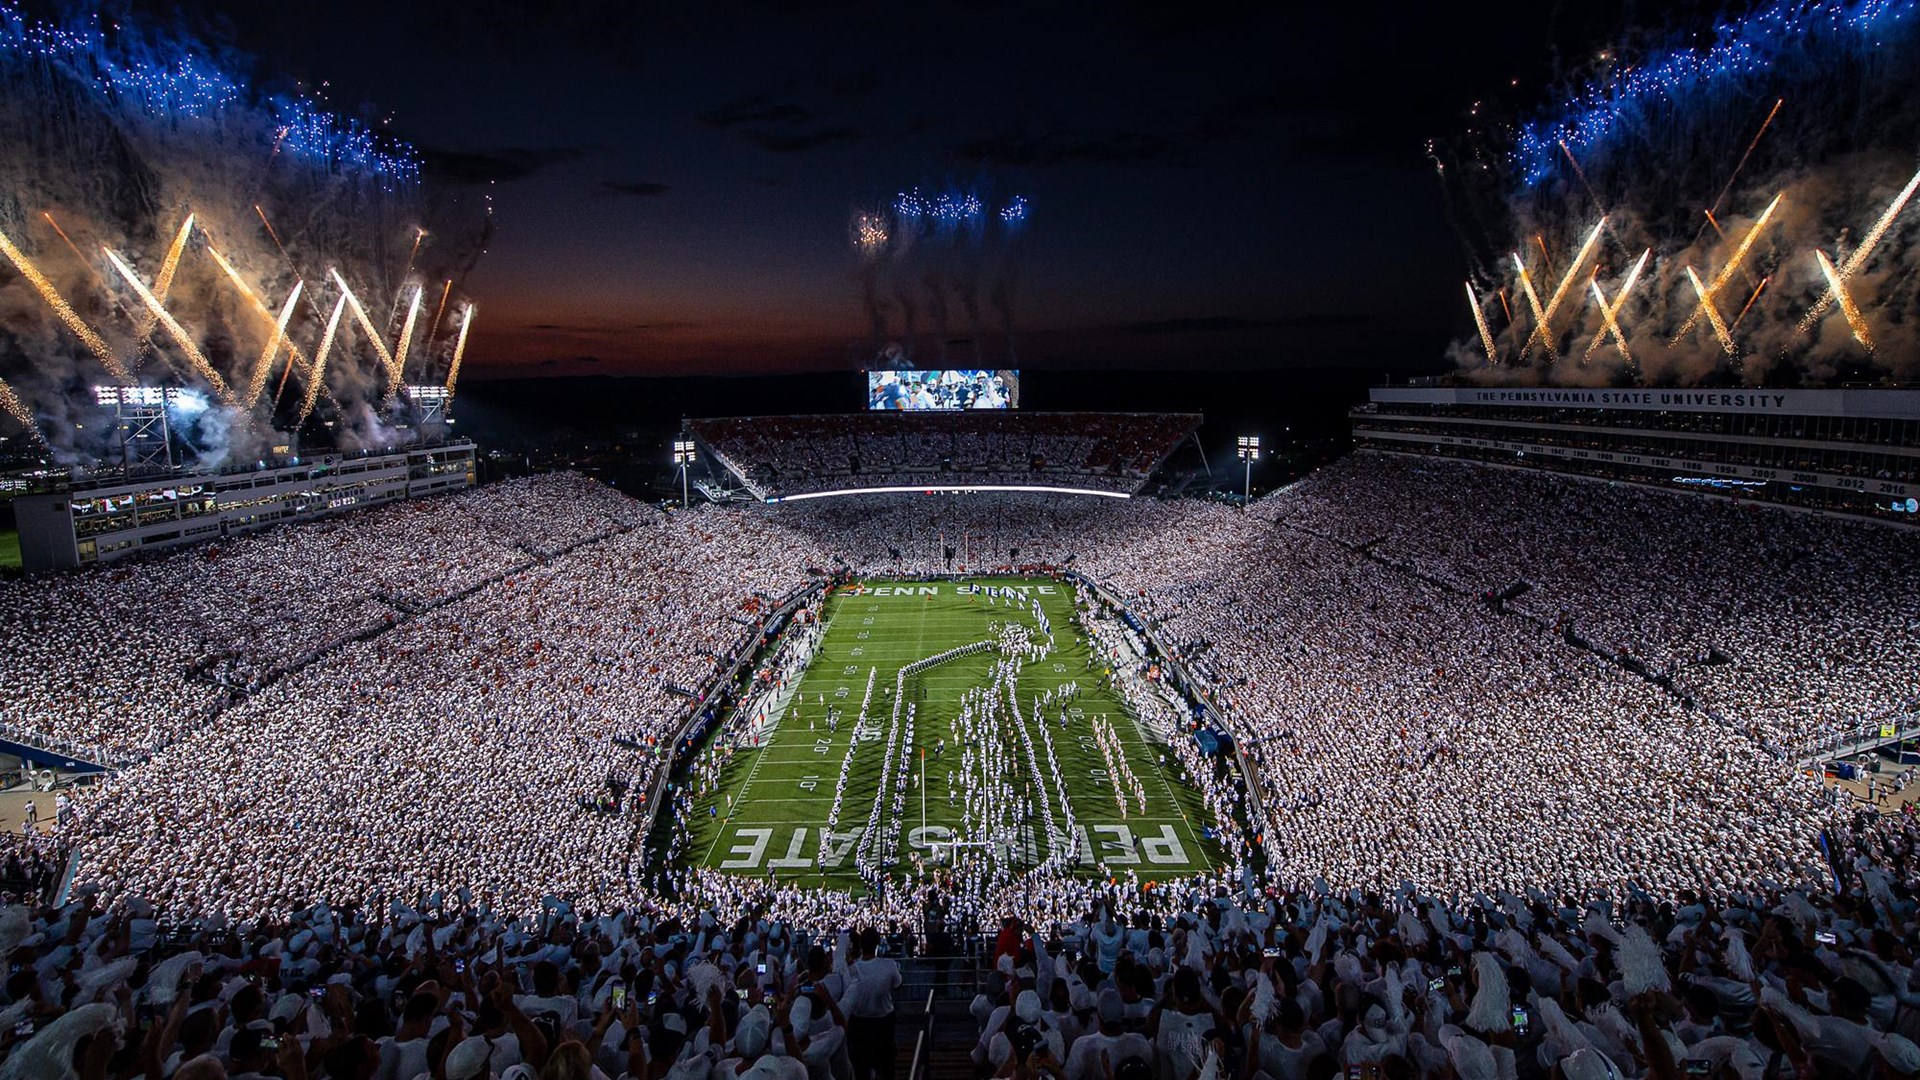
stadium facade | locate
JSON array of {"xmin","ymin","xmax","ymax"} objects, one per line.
[
  {"xmin": 1353, "ymin": 386, "xmax": 1920, "ymax": 522},
  {"xmin": 12, "ymin": 441, "xmax": 476, "ymax": 574}
]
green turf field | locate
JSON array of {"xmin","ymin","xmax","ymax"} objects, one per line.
[{"xmin": 686, "ymin": 576, "xmax": 1223, "ymax": 887}]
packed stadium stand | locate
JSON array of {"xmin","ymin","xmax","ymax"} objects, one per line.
[
  {"xmin": 1353, "ymin": 385, "xmax": 1920, "ymax": 523},
  {"xmin": 5, "ymin": 453, "xmax": 1919, "ymax": 1080},
  {"xmin": 688, "ymin": 412, "xmax": 1201, "ymax": 498}
]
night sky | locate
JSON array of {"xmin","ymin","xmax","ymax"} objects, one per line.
[{"xmin": 194, "ymin": 1, "xmax": 1637, "ymax": 379}]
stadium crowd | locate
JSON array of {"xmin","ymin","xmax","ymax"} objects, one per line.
[
  {"xmin": 2, "ymin": 808, "xmax": 1919, "ymax": 1080},
  {"xmin": 0, "ymin": 451, "xmax": 1913, "ymax": 1072},
  {"xmin": 689, "ymin": 413, "xmax": 1199, "ymax": 498}
]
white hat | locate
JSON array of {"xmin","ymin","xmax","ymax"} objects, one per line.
[
  {"xmin": 1015, "ymin": 990, "xmax": 1042, "ymax": 1024},
  {"xmin": 446, "ymin": 1035, "xmax": 495, "ymax": 1080},
  {"xmin": 1443, "ymin": 1031, "xmax": 1498, "ymax": 1080},
  {"xmin": 735, "ymin": 1005, "xmax": 773, "ymax": 1057},
  {"xmin": 1877, "ymin": 1033, "xmax": 1920, "ymax": 1076}
]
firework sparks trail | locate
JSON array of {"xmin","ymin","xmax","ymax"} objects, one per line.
[
  {"xmin": 390, "ymin": 284, "xmax": 424, "ymax": 391},
  {"xmin": 41, "ymin": 212, "xmax": 87, "ymax": 264},
  {"xmin": 41, "ymin": 213, "xmax": 141, "ymax": 326},
  {"xmin": 1557, "ymin": 140, "xmax": 1606, "ymax": 211},
  {"xmin": 1514, "ymin": 219, "xmax": 1605, "ymax": 358},
  {"xmin": 1583, "ymin": 249, "xmax": 1650, "ymax": 363},
  {"xmin": 1466, "ymin": 282, "xmax": 1498, "ymax": 363},
  {"xmin": 387, "ymin": 227, "xmax": 426, "ymax": 326},
  {"xmin": 208, "ymin": 246, "xmax": 313, "ymax": 373},
  {"xmin": 1686, "ymin": 266, "xmax": 1738, "ymax": 356},
  {"xmin": 1703, "ymin": 209, "xmax": 1728, "ymax": 241},
  {"xmin": 1800, "ymin": 167, "xmax": 1920, "ymax": 332},
  {"xmin": 299, "ymin": 295, "xmax": 349, "ymax": 427},
  {"xmin": 1496, "ymin": 289, "xmax": 1511, "ymax": 322},
  {"xmin": 1706, "ymin": 98, "xmax": 1784, "ymax": 223},
  {"xmin": 1512, "ymin": 253, "xmax": 1551, "ymax": 357},
  {"xmin": 423, "ymin": 279, "xmax": 453, "ymax": 355},
  {"xmin": 328, "ymin": 268, "xmax": 399, "ymax": 387},
  {"xmin": 245, "ymin": 281, "xmax": 303, "ymax": 408},
  {"xmin": 1540, "ymin": 219, "xmax": 1606, "ymax": 326},
  {"xmin": 1535, "ymin": 235, "xmax": 1553, "ymax": 279},
  {"xmin": 0, "ymin": 377, "xmax": 38, "ymax": 437},
  {"xmin": 445, "ymin": 304, "xmax": 475, "ymax": 401},
  {"xmin": 126, "ymin": 214, "xmax": 196, "ymax": 370},
  {"xmin": 0, "ymin": 227, "xmax": 129, "ymax": 380},
  {"xmin": 1731, "ymin": 275, "xmax": 1771, "ymax": 330},
  {"xmin": 254, "ymin": 204, "xmax": 287, "ymax": 252},
  {"xmin": 1673, "ymin": 192, "xmax": 1782, "ymax": 343},
  {"xmin": 104, "ymin": 247, "xmax": 232, "ymax": 399},
  {"xmin": 1815, "ymin": 250, "xmax": 1873, "ymax": 350}
]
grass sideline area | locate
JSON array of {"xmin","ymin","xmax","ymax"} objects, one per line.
[
  {"xmin": 685, "ymin": 576, "xmax": 1223, "ymax": 889},
  {"xmin": 0, "ymin": 529, "xmax": 18, "ymax": 573}
]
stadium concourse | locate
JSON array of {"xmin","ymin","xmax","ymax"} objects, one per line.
[{"xmin": 4, "ymin": 452, "xmax": 1920, "ymax": 1078}]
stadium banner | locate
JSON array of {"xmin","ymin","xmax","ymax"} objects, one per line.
[
  {"xmin": 866, "ymin": 369, "xmax": 1019, "ymax": 410},
  {"xmin": 1371, "ymin": 386, "xmax": 1920, "ymax": 420}
]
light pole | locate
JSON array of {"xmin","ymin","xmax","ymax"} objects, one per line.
[
  {"xmin": 1236, "ymin": 435, "xmax": 1260, "ymax": 507},
  {"xmin": 671, "ymin": 437, "xmax": 696, "ymax": 509}
]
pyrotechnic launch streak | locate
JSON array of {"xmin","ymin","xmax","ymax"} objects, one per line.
[
  {"xmin": 1801, "ymin": 167, "xmax": 1920, "ymax": 331},
  {"xmin": 208, "ymin": 247, "xmax": 312, "ymax": 368},
  {"xmin": 424, "ymin": 279, "xmax": 453, "ymax": 353},
  {"xmin": 1540, "ymin": 219, "xmax": 1606, "ymax": 328},
  {"xmin": 445, "ymin": 304, "xmax": 475, "ymax": 401},
  {"xmin": 246, "ymin": 281, "xmax": 303, "ymax": 408},
  {"xmin": 1815, "ymin": 251, "xmax": 1873, "ymax": 351},
  {"xmin": 104, "ymin": 247, "xmax": 231, "ymax": 400},
  {"xmin": 1673, "ymin": 192, "xmax": 1781, "ymax": 344},
  {"xmin": 1512, "ymin": 254, "xmax": 1551, "ymax": 358},
  {"xmin": 329, "ymin": 268, "xmax": 398, "ymax": 377},
  {"xmin": 0, "ymin": 377, "xmax": 36, "ymax": 434},
  {"xmin": 391, "ymin": 285, "xmax": 424, "ymax": 385},
  {"xmin": 300, "ymin": 295, "xmax": 348, "ymax": 427},
  {"xmin": 254, "ymin": 205, "xmax": 286, "ymax": 251},
  {"xmin": 1686, "ymin": 267, "xmax": 1737, "ymax": 357},
  {"xmin": 389, "ymin": 229, "xmax": 426, "ymax": 325},
  {"xmin": 1465, "ymin": 282, "xmax": 1498, "ymax": 363},
  {"xmin": 41, "ymin": 212, "xmax": 86, "ymax": 264},
  {"xmin": 0, "ymin": 227, "xmax": 128, "ymax": 380},
  {"xmin": 127, "ymin": 214, "xmax": 196, "ymax": 369},
  {"xmin": 1707, "ymin": 98, "xmax": 1783, "ymax": 222},
  {"xmin": 1732, "ymin": 276, "xmax": 1770, "ymax": 330},
  {"xmin": 1583, "ymin": 249, "xmax": 1649, "ymax": 363}
]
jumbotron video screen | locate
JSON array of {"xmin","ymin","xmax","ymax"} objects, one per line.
[{"xmin": 866, "ymin": 368, "xmax": 1019, "ymax": 410}]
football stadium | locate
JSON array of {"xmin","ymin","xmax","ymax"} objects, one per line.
[{"xmin": 2, "ymin": 3, "xmax": 1920, "ymax": 1080}]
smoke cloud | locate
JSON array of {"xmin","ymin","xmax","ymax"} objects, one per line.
[{"xmin": 0, "ymin": 4, "xmax": 489, "ymax": 466}]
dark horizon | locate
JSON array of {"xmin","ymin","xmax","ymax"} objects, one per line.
[{"xmin": 181, "ymin": 0, "xmax": 1644, "ymax": 379}]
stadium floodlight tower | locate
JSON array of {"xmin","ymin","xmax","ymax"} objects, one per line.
[
  {"xmin": 94, "ymin": 385, "xmax": 176, "ymax": 473},
  {"xmin": 1236, "ymin": 435, "xmax": 1260, "ymax": 507},
  {"xmin": 405, "ymin": 384, "xmax": 450, "ymax": 426},
  {"xmin": 671, "ymin": 437, "xmax": 697, "ymax": 508}
]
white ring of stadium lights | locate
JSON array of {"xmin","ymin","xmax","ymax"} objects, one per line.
[{"xmin": 765, "ymin": 484, "xmax": 1133, "ymax": 503}]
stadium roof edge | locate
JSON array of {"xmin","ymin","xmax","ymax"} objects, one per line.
[
  {"xmin": 688, "ymin": 411, "xmax": 1204, "ymax": 423},
  {"xmin": 765, "ymin": 484, "xmax": 1133, "ymax": 503}
]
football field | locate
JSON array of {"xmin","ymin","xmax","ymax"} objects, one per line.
[{"xmin": 686, "ymin": 576, "xmax": 1223, "ymax": 889}]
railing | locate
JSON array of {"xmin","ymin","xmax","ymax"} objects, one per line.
[
  {"xmin": 630, "ymin": 580, "xmax": 830, "ymax": 850},
  {"xmin": 1799, "ymin": 714, "xmax": 1920, "ymax": 768},
  {"xmin": 906, "ymin": 989, "xmax": 935, "ymax": 1080}
]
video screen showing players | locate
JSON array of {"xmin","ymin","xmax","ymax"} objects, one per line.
[{"xmin": 866, "ymin": 369, "xmax": 1019, "ymax": 411}]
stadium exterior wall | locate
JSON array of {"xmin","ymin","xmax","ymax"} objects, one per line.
[
  {"xmin": 1356, "ymin": 386, "xmax": 1920, "ymax": 522},
  {"xmin": 12, "ymin": 441, "xmax": 478, "ymax": 574}
]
